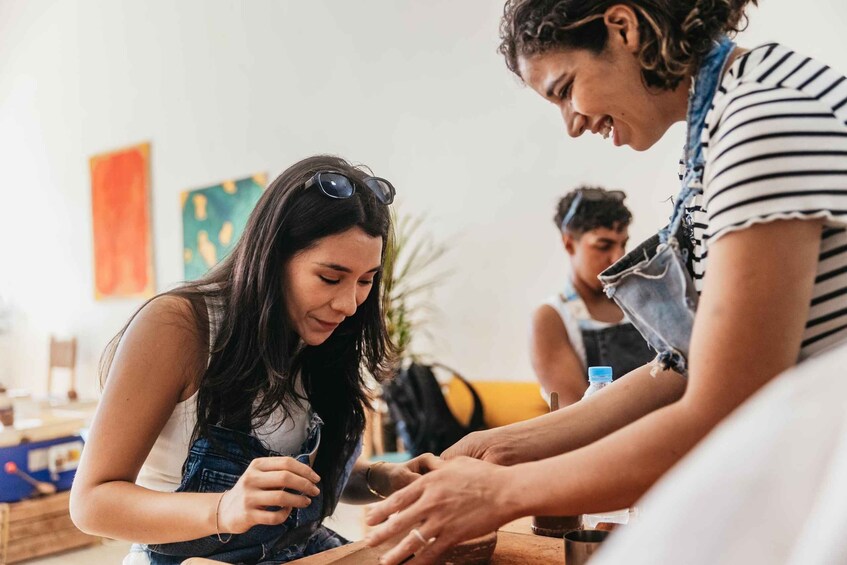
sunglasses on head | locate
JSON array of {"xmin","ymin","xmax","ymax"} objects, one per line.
[
  {"xmin": 560, "ymin": 188, "xmax": 625, "ymax": 231},
  {"xmin": 305, "ymin": 171, "xmax": 396, "ymax": 205}
]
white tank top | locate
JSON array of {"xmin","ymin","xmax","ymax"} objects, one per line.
[{"xmin": 135, "ymin": 292, "xmax": 311, "ymax": 492}]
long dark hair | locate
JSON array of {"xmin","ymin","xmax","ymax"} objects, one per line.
[
  {"xmin": 499, "ymin": 0, "xmax": 758, "ymax": 90},
  {"xmin": 100, "ymin": 155, "xmax": 394, "ymax": 516}
]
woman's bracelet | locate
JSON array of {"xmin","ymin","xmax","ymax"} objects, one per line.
[
  {"xmin": 365, "ymin": 461, "xmax": 388, "ymax": 499},
  {"xmin": 215, "ymin": 490, "xmax": 233, "ymax": 543}
]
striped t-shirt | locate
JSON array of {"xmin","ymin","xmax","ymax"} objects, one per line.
[{"xmin": 686, "ymin": 43, "xmax": 847, "ymax": 359}]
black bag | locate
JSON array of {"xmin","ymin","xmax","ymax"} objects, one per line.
[{"xmin": 381, "ymin": 363, "xmax": 485, "ymax": 456}]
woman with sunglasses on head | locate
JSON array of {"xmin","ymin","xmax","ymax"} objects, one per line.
[
  {"xmin": 532, "ymin": 186, "xmax": 653, "ymax": 406},
  {"xmin": 70, "ymin": 155, "xmax": 425, "ymax": 564},
  {"xmin": 365, "ymin": 2, "xmax": 847, "ymax": 563}
]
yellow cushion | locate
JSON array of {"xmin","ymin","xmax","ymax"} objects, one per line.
[{"xmin": 444, "ymin": 378, "xmax": 550, "ymax": 429}]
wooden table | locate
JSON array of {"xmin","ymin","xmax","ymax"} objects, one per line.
[{"xmin": 183, "ymin": 518, "xmax": 563, "ymax": 564}]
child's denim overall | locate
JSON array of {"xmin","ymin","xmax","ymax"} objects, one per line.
[
  {"xmin": 144, "ymin": 412, "xmax": 360, "ymax": 564},
  {"xmin": 558, "ymin": 280, "xmax": 656, "ymax": 379},
  {"xmin": 599, "ymin": 37, "xmax": 736, "ymax": 377}
]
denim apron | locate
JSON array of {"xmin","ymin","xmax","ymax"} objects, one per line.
[
  {"xmin": 144, "ymin": 412, "xmax": 360, "ymax": 564},
  {"xmin": 598, "ymin": 36, "xmax": 736, "ymax": 377},
  {"xmin": 557, "ymin": 281, "xmax": 656, "ymax": 380}
]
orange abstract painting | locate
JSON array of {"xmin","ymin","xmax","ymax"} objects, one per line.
[{"xmin": 89, "ymin": 142, "xmax": 155, "ymax": 299}]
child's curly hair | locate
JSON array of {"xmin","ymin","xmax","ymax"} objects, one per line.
[{"xmin": 554, "ymin": 186, "xmax": 633, "ymax": 236}]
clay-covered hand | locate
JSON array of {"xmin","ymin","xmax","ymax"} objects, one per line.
[
  {"xmin": 364, "ymin": 456, "xmax": 516, "ymax": 565},
  {"xmin": 217, "ymin": 456, "xmax": 321, "ymax": 534}
]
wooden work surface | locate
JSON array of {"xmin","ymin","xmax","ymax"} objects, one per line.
[
  {"xmin": 184, "ymin": 518, "xmax": 561, "ymax": 564},
  {"xmin": 296, "ymin": 530, "xmax": 562, "ymax": 564},
  {"xmin": 182, "ymin": 518, "xmax": 562, "ymax": 564}
]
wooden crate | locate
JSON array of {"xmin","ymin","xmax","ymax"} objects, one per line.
[{"xmin": 0, "ymin": 491, "xmax": 100, "ymax": 564}]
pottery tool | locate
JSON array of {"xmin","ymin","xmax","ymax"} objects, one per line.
[{"xmin": 4, "ymin": 461, "xmax": 57, "ymax": 496}]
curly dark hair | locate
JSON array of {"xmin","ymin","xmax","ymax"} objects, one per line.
[
  {"xmin": 499, "ymin": 0, "xmax": 758, "ymax": 90},
  {"xmin": 554, "ymin": 186, "xmax": 633, "ymax": 235}
]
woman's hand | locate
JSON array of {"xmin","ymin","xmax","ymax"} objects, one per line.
[
  {"xmin": 402, "ymin": 453, "xmax": 442, "ymax": 476},
  {"xmin": 369, "ymin": 453, "xmax": 441, "ymax": 498},
  {"xmin": 440, "ymin": 429, "xmax": 523, "ymax": 465},
  {"xmin": 364, "ymin": 457, "xmax": 518, "ymax": 565},
  {"xmin": 217, "ymin": 456, "xmax": 321, "ymax": 534}
]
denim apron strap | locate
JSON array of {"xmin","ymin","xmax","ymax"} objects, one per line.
[
  {"xmin": 581, "ymin": 323, "xmax": 657, "ymax": 380},
  {"xmin": 559, "ymin": 279, "xmax": 655, "ymax": 377},
  {"xmin": 599, "ymin": 36, "xmax": 736, "ymax": 377},
  {"xmin": 561, "ymin": 278, "xmax": 591, "ymax": 365},
  {"xmin": 562, "ymin": 278, "xmax": 581, "ymax": 303},
  {"xmin": 663, "ymin": 35, "xmax": 737, "ymax": 246}
]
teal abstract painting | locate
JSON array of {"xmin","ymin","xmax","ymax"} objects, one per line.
[{"xmin": 181, "ymin": 173, "xmax": 266, "ymax": 281}]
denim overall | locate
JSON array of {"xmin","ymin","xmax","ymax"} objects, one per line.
[
  {"xmin": 599, "ymin": 36, "xmax": 736, "ymax": 377},
  {"xmin": 558, "ymin": 281, "xmax": 655, "ymax": 380},
  {"xmin": 144, "ymin": 413, "xmax": 360, "ymax": 564}
]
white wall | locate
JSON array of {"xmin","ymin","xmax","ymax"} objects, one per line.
[{"xmin": 1, "ymin": 0, "xmax": 846, "ymax": 398}]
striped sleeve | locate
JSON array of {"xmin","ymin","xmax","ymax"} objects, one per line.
[{"xmin": 701, "ymin": 84, "xmax": 847, "ymax": 245}]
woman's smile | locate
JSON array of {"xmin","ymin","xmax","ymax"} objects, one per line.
[{"xmin": 311, "ymin": 316, "xmax": 341, "ymax": 332}]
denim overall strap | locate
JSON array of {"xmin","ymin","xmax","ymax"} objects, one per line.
[
  {"xmin": 560, "ymin": 279, "xmax": 655, "ymax": 377},
  {"xmin": 145, "ymin": 412, "xmax": 341, "ymax": 565},
  {"xmin": 661, "ymin": 35, "xmax": 736, "ymax": 245}
]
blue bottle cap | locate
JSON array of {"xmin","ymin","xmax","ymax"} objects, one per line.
[{"xmin": 588, "ymin": 366, "xmax": 613, "ymax": 383}]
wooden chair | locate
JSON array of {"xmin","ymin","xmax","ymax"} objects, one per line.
[{"xmin": 47, "ymin": 337, "xmax": 78, "ymax": 401}]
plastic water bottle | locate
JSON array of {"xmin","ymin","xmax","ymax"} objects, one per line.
[
  {"xmin": 581, "ymin": 366, "xmax": 632, "ymax": 529},
  {"xmin": 581, "ymin": 366, "xmax": 613, "ymax": 399}
]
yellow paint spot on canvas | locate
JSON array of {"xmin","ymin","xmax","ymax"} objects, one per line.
[
  {"xmin": 223, "ymin": 180, "xmax": 237, "ymax": 194},
  {"xmin": 193, "ymin": 194, "xmax": 208, "ymax": 220},
  {"xmin": 180, "ymin": 191, "xmax": 189, "ymax": 208},
  {"xmin": 197, "ymin": 231, "xmax": 218, "ymax": 267},
  {"xmin": 253, "ymin": 173, "xmax": 267, "ymax": 187},
  {"xmin": 219, "ymin": 221, "xmax": 234, "ymax": 246},
  {"xmin": 184, "ymin": 248, "xmax": 193, "ymax": 263}
]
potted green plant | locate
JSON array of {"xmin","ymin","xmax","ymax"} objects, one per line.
[{"xmin": 382, "ymin": 210, "xmax": 449, "ymax": 362}]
